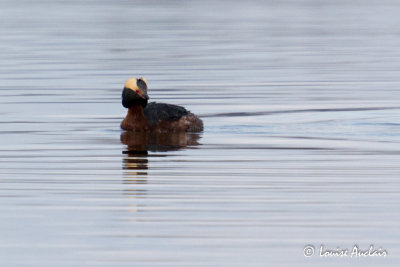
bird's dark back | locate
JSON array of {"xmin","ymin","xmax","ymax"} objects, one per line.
[{"xmin": 144, "ymin": 102, "xmax": 188, "ymax": 126}]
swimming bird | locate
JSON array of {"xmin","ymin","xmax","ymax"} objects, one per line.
[{"xmin": 121, "ymin": 77, "xmax": 203, "ymax": 132}]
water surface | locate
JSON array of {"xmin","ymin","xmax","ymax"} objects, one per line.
[{"xmin": 1, "ymin": 0, "xmax": 400, "ymax": 266}]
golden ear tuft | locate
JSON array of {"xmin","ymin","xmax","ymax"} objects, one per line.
[{"xmin": 124, "ymin": 77, "xmax": 138, "ymax": 90}]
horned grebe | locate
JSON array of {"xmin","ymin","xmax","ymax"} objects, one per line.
[{"xmin": 121, "ymin": 77, "xmax": 203, "ymax": 132}]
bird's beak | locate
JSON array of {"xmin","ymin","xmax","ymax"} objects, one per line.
[{"xmin": 140, "ymin": 93, "xmax": 149, "ymax": 100}]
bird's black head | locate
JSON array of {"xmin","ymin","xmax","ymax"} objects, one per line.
[{"xmin": 122, "ymin": 77, "xmax": 149, "ymax": 108}]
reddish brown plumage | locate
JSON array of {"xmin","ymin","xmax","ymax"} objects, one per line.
[
  {"xmin": 121, "ymin": 105, "xmax": 203, "ymax": 133},
  {"xmin": 121, "ymin": 106, "xmax": 149, "ymax": 131}
]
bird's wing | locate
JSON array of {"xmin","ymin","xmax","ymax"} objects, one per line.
[{"xmin": 144, "ymin": 102, "xmax": 188, "ymax": 126}]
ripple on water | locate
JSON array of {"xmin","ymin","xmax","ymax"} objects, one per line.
[{"xmin": 1, "ymin": 0, "xmax": 400, "ymax": 266}]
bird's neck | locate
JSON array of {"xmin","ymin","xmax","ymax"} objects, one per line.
[
  {"xmin": 121, "ymin": 105, "xmax": 149, "ymax": 131},
  {"xmin": 128, "ymin": 105, "xmax": 145, "ymax": 118}
]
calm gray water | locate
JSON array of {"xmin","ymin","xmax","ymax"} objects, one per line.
[{"xmin": 1, "ymin": 0, "xmax": 400, "ymax": 266}]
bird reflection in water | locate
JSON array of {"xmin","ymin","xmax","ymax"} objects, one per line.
[
  {"xmin": 121, "ymin": 131, "xmax": 202, "ymax": 154},
  {"xmin": 121, "ymin": 131, "xmax": 202, "ymax": 199}
]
